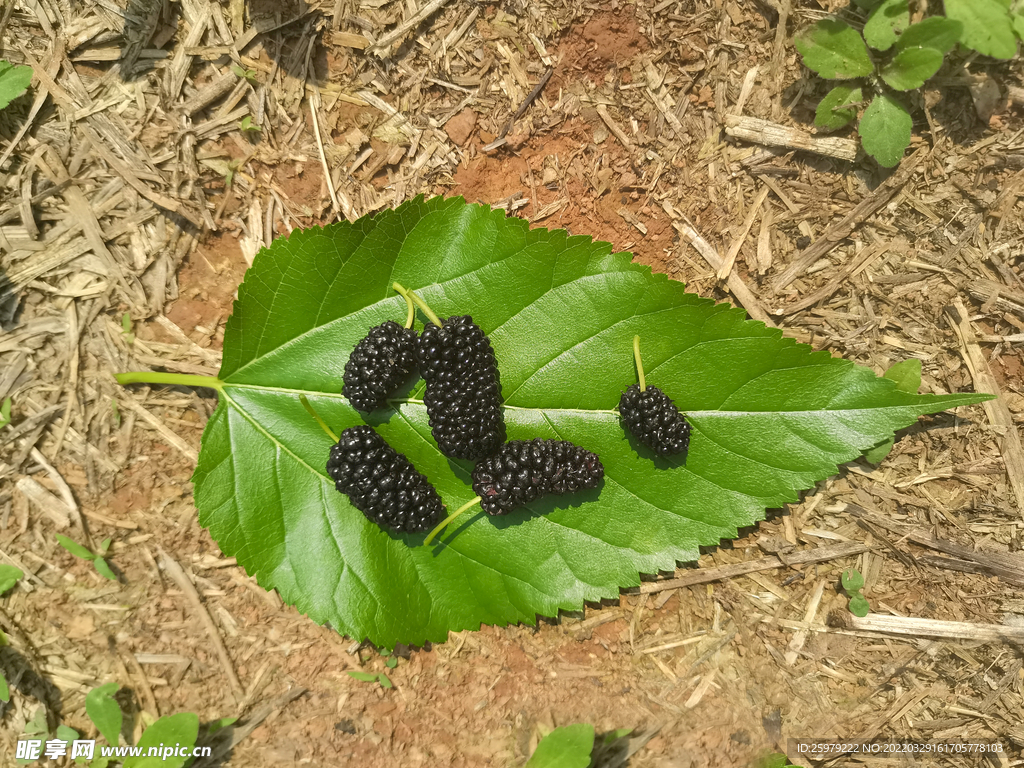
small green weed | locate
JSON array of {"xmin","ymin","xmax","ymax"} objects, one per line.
[
  {"xmin": 120, "ymin": 312, "xmax": 135, "ymax": 344},
  {"xmin": 0, "ymin": 396, "xmax": 11, "ymax": 429},
  {"xmin": 347, "ymin": 655, "xmax": 398, "ymax": 689},
  {"xmin": 841, "ymin": 568, "xmax": 870, "ymax": 617},
  {"xmin": 56, "ymin": 534, "xmax": 118, "ymax": 581},
  {"xmin": 230, "ymin": 64, "xmax": 257, "ymax": 85},
  {"xmin": 757, "ymin": 752, "xmax": 799, "ymax": 768},
  {"xmin": 0, "ymin": 564, "xmax": 24, "ymax": 702},
  {"xmin": 238, "ymin": 115, "xmax": 261, "ymax": 134},
  {"xmin": 796, "ymin": 0, "xmax": 1023, "ymax": 167},
  {"xmin": 16, "ymin": 680, "xmax": 227, "ymax": 766}
]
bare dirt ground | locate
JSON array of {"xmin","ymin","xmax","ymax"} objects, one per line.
[{"xmin": 2, "ymin": 0, "xmax": 1024, "ymax": 766}]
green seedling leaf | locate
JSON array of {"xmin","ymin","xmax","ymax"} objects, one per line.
[
  {"xmin": 56, "ymin": 724, "xmax": 79, "ymax": 741},
  {"xmin": 0, "ymin": 396, "xmax": 11, "ymax": 429},
  {"xmin": 224, "ymin": 159, "xmax": 241, "ymax": 188},
  {"xmin": 0, "ymin": 671, "xmax": 8, "ymax": 703},
  {"xmin": 86, "ymin": 682, "xmax": 122, "ymax": 746},
  {"xmin": 758, "ymin": 754, "xmax": 798, "ymax": 768},
  {"xmin": 164, "ymin": 196, "xmax": 992, "ymax": 649},
  {"xmin": 880, "ymin": 46, "xmax": 944, "ymax": 91},
  {"xmin": 1013, "ymin": 12, "xmax": 1024, "ymax": 40},
  {"xmin": 0, "ymin": 564, "xmax": 23, "ymax": 594},
  {"xmin": 863, "ymin": 0, "xmax": 909, "ymax": 51},
  {"xmin": 378, "ymin": 672, "xmax": 393, "ymax": 689},
  {"xmin": 56, "ymin": 533, "xmax": 97, "ymax": 562},
  {"xmin": 25, "ymin": 706, "xmax": 49, "ymax": 734},
  {"xmin": 239, "ymin": 115, "xmax": 261, "ymax": 133},
  {"xmin": 815, "ymin": 84, "xmax": 862, "ymax": 131},
  {"xmin": 526, "ymin": 724, "xmax": 595, "ymax": 768},
  {"xmin": 841, "ymin": 568, "xmax": 865, "ymax": 592},
  {"xmin": 795, "ymin": 20, "xmax": 874, "ymax": 79},
  {"xmin": 100, "ymin": 537, "xmax": 112, "ymax": 553},
  {"xmin": 346, "ymin": 671, "xmax": 381, "ymax": 683},
  {"xmin": 385, "ymin": 656, "xmax": 398, "ymax": 668},
  {"xmin": 945, "ymin": 0, "xmax": 1017, "ymax": 58},
  {"xmin": 231, "ymin": 64, "xmax": 257, "ymax": 83},
  {"xmin": 895, "ymin": 17, "xmax": 963, "ymax": 54},
  {"xmin": 848, "ymin": 592, "xmax": 870, "ymax": 617},
  {"xmin": 93, "ymin": 557, "xmax": 118, "ymax": 581},
  {"xmin": 0, "ymin": 61, "xmax": 33, "ymax": 111},
  {"xmin": 122, "ymin": 712, "xmax": 199, "ymax": 768},
  {"xmin": 859, "ymin": 92, "xmax": 912, "ymax": 166}
]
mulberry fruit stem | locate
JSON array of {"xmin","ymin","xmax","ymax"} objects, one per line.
[
  {"xmin": 300, "ymin": 394, "xmax": 339, "ymax": 442},
  {"xmin": 114, "ymin": 372, "xmax": 223, "ymax": 391},
  {"xmin": 392, "ymin": 283, "xmax": 416, "ymax": 330},
  {"xmin": 633, "ymin": 334, "xmax": 646, "ymax": 392},
  {"xmin": 393, "ymin": 281, "xmax": 442, "ymax": 328},
  {"xmin": 423, "ymin": 496, "xmax": 482, "ymax": 545}
]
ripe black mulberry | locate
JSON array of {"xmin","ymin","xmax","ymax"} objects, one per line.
[
  {"xmin": 619, "ymin": 384, "xmax": 691, "ymax": 457},
  {"xmin": 471, "ymin": 438, "xmax": 604, "ymax": 515},
  {"xmin": 619, "ymin": 335, "xmax": 691, "ymax": 458},
  {"xmin": 326, "ymin": 425, "xmax": 443, "ymax": 533},
  {"xmin": 417, "ymin": 315, "xmax": 506, "ymax": 460},
  {"xmin": 342, "ymin": 320, "xmax": 419, "ymax": 412}
]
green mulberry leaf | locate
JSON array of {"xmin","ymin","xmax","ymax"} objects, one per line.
[
  {"xmin": 944, "ymin": 0, "xmax": 1018, "ymax": 59},
  {"xmin": 526, "ymin": 724, "xmax": 595, "ymax": 768},
  {"xmin": 859, "ymin": 93, "xmax": 913, "ymax": 167},
  {"xmin": 0, "ymin": 61, "xmax": 32, "ymax": 111},
  {"xmin": 895, "ymin": 17, "xmax": 963, "ymax": 54},
  {"xmin": 795, "ymin": 20, "xmax": 874, "ymax": 79},
  {"xmin": 863, "ymin": 0, "xmax": 909, "ymax": 51},
  {"xmin": 1013, "ymin": 13, "xmax": 1024, "ymax": 41},
  {"xmin": 880, "ymin": 46, "xmax": 944, "ymax": 90},
  {"xmin": 166, "ymin": 196, "xmax": 994, "ymax": 648},
  {"xmin": 815, "ymin": 84, "xmax": 862, "ymax": 131}
]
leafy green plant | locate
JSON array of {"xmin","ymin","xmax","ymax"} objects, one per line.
[
  {"xmin": 347, "ymin": 655, "xmax": 397, "ymax": 689},
  {"xmin": 223, "ymin": 159, "xmax": 241, "ymax": 188},
  {"xmin": 230, "ymin": 64, "xmax": 257, "ymax": 85},
  {"xmin": 757, "ymin": 753, "xmax": 799, "ymax": 768},
  {"xmin": 238, "ymin": 115, "xmax": 261, "ymax": 134},
  {"xmin": 841, "ymin": 567, "xmax": 870, "ymax": 617},
  {"xmin": 0, "ymin": 564, "xmax": 23, "ymax": 702},
  {"xmin": 796, "ymin": 1, "xmax": 1020, "ymax": 167},
  {"xmin": 115, "ymin": 196, "xmax": 989, "ymax": 648},
  {"xmin": 0, "ymin": 60, "xmax": 32, "ymax": 111},
  {"xmin": 347, "ymin": 669, "xmax": 394, "ymax": 689},
  {"xmin": 56, "ymin": 534, "xmax": 118, "ymax": 581},
  {"xmin": 121, "ymin": 312, "xmax": 135, "ymax": 344}
]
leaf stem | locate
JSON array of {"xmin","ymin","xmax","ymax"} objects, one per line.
[
  {"xmin": 633, "ymin": 335, "xmax": 646, "ymax": 392},
  {"xmin": 115, "ymin": 371, "xmax": 223, "ymax": 390},
  {"xmin": 393, "ymin": 283, "xmax": 416, "ymax": 329},
  {"xmin": 393, "ymin": 282, "xmax": 442, "ymax": 327},
  {"xmin": 300, "ymin": 395, "xmax": 339, "ymax": 443},
  {"xmin": 424, "ymin": 496, "xmax": 482, "ymax": 545}
]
